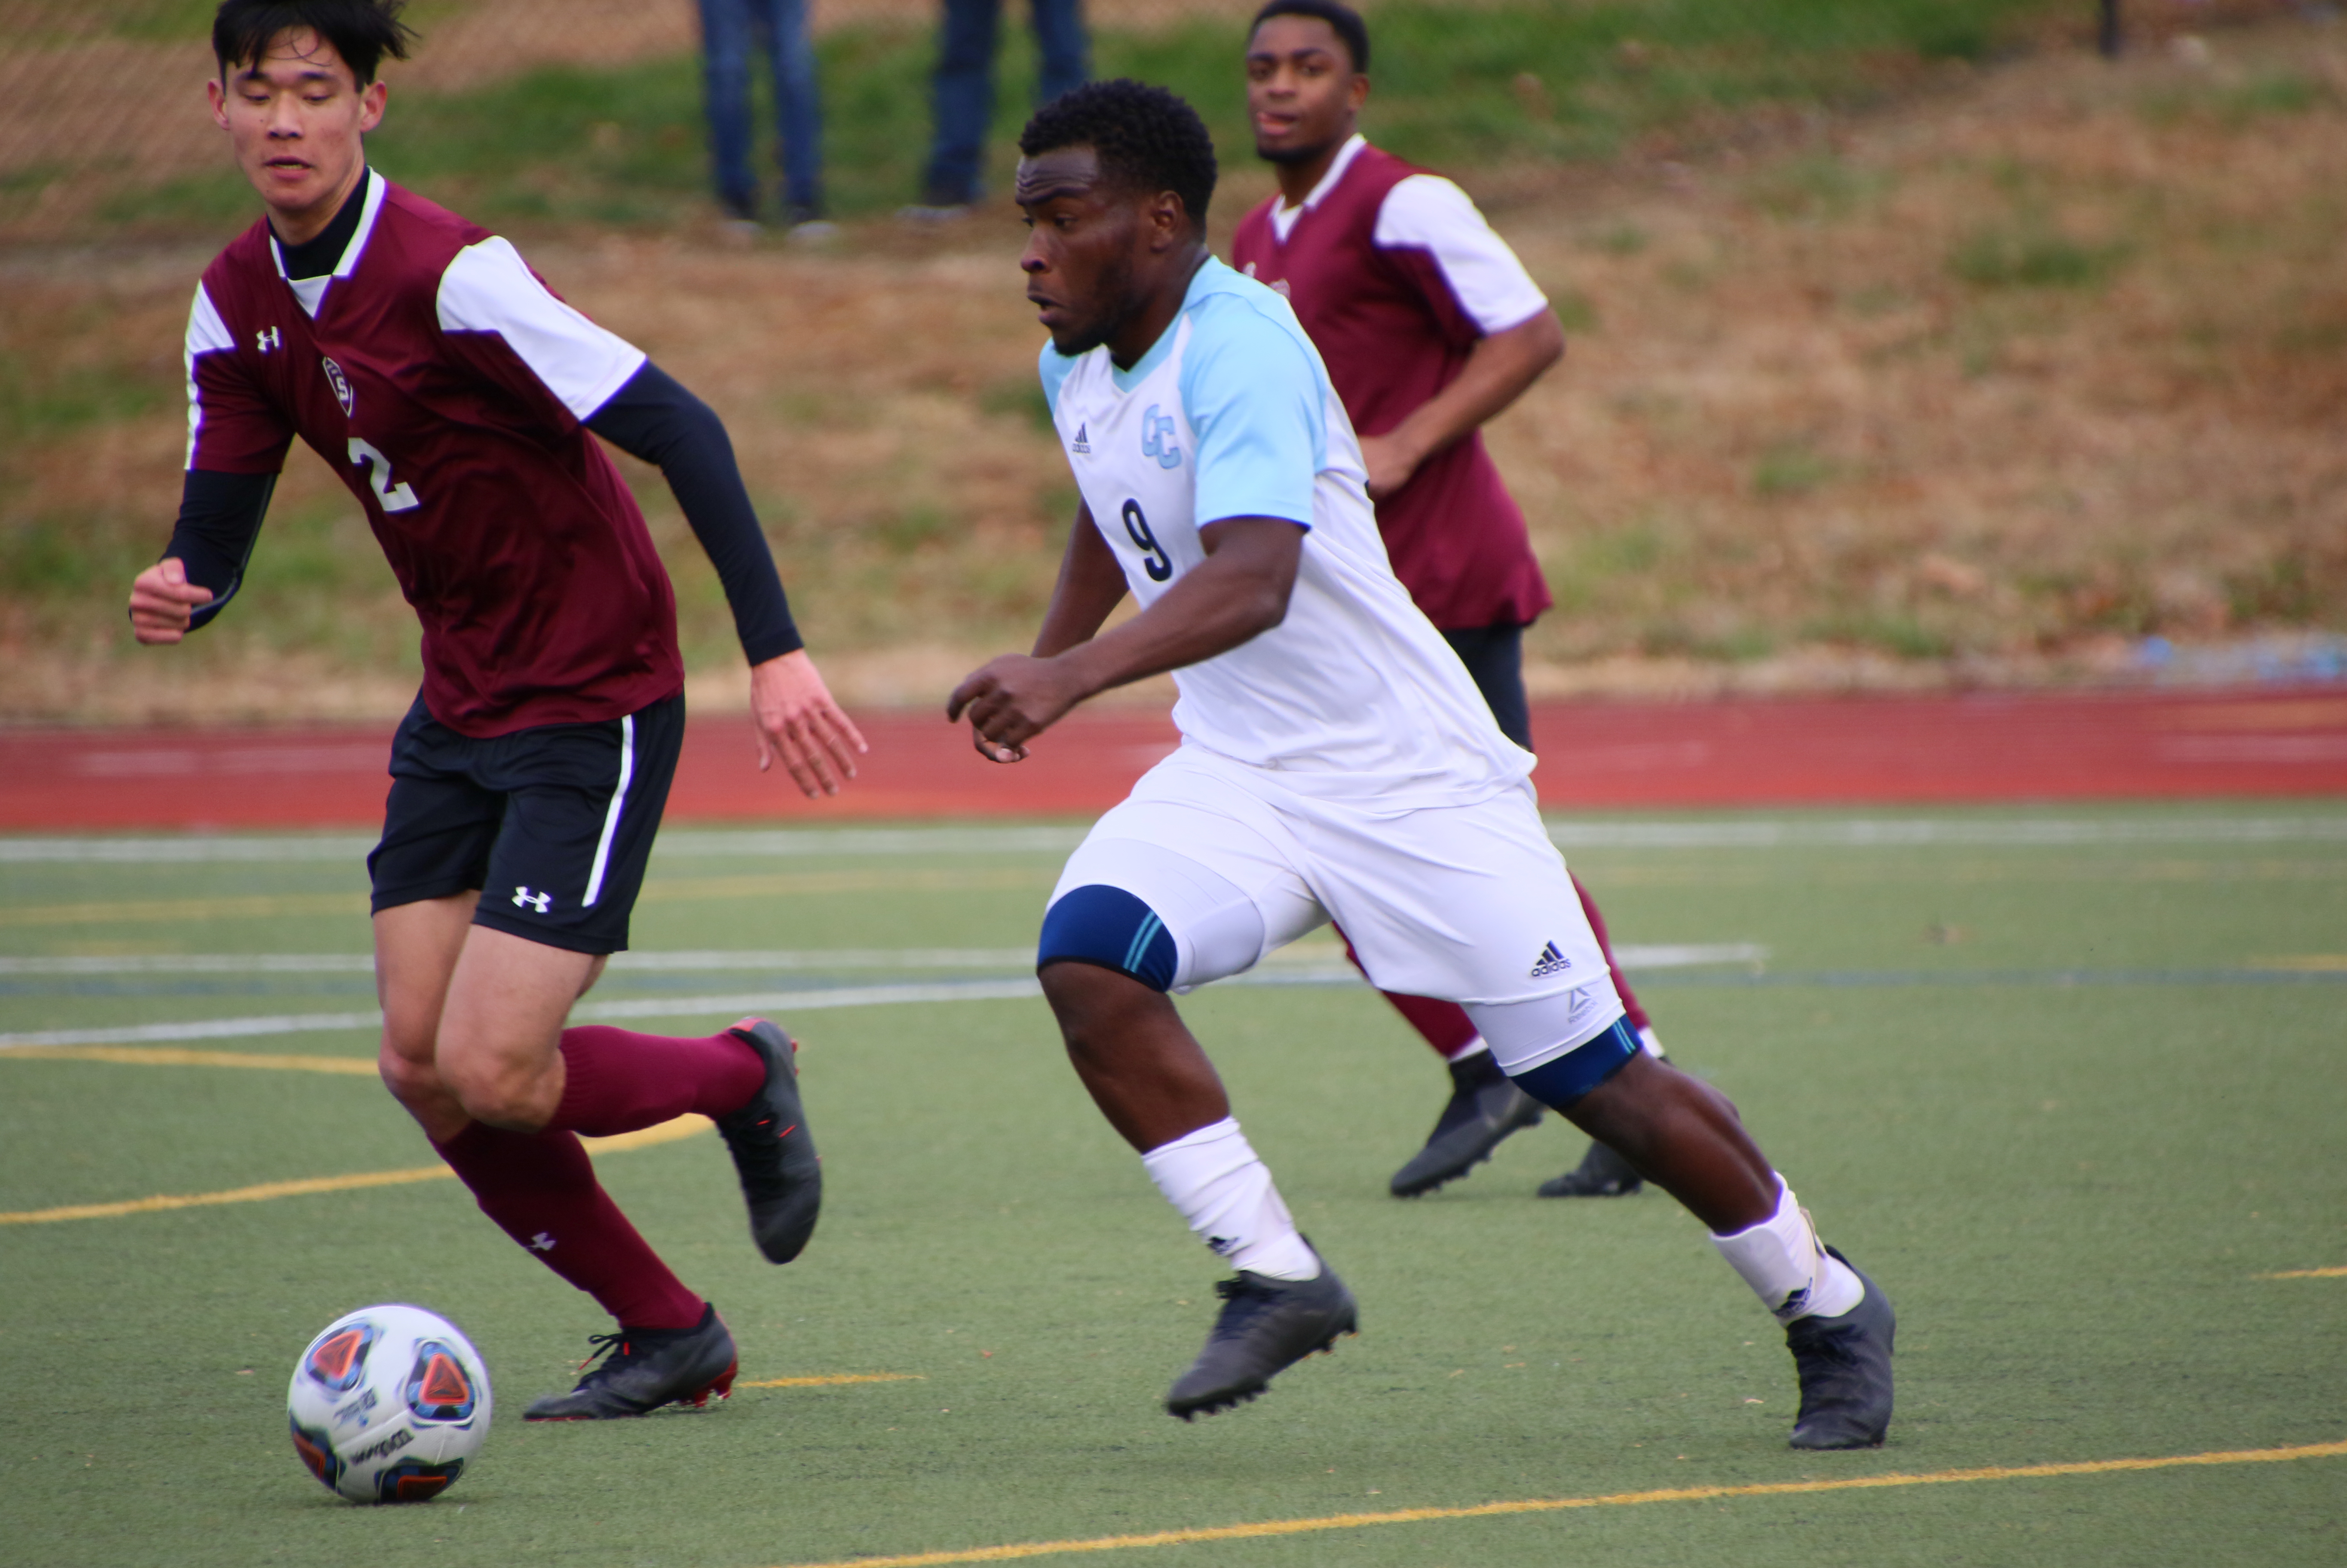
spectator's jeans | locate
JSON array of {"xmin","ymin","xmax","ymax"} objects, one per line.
[
  {"xmin": 700, "ymin": 0, "xmax": 823, "ymax": 215},
  {"xmin": 922, "ymin": 0, "xmax": 1089, "ymax": 204}
]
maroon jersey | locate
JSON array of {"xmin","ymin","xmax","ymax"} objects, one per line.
[
  {"xmin": 183, "ymin": 171, "xmax": 680, "ymax": 736},
  {"xmin": 1232, "ymin": 138, "xmax": 1553, "ymax": 631}
]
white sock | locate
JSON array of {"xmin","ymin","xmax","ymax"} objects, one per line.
[
  {"xmin": 1140, "ymin": 1118, "xmax": 1321, "ymax": 1281},
  {"xmin": 1445, "ymin": 1036, "xmax": 1491, "ymax": 1063},
  {"xmin": 1711, "ymin": 1175, "xmax": 1865, "ymax": 1323}
]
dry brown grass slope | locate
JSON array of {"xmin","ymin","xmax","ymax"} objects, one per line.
[{"xmin": 1, "ymin": 14, "xmax": 2341, "ymax": 723}]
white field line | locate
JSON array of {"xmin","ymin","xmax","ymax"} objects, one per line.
[
  {"xmin": 0, "ymin": 943, "xmax": 1765, "ymax": 980},
  {"xmin": 6, "ymin": 816, "xmax": 2347, "ymax": 864},
  {"xmin": 0, "ymin": 945, "xmax": 1772, "ymax": 1051}
]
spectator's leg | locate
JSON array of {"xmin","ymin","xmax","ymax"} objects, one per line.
[
  {"xmin": 1029, "ymin": 0, "xmax": 1091, "ymax": 106},
  {"xmin": 758, "ymin": 0, "xmax": 825, "ymax": 217},
  {"xmin": 698, "ymin": 0, "xmax": 760, "ymax": 219},
  {"xmin": 923, "ymin": 0, "xmax": 1002, "ymax": 205}
]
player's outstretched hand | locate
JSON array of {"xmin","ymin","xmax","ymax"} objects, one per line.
[
  {"xmin": 750, "ymin": 650, "xmax": 868, "ymax": 797},
  {"xmin": 126, "ymin": 557, "xmax": 214, "ymax": 644},
  {"xmin": 948, "ymin": 654, "xmax": 1085, "ymax": 764}
]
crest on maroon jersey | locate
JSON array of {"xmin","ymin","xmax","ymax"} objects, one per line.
[{"xmin": 321, "ymin": 356, "xmax": 355, "ymax": 416}]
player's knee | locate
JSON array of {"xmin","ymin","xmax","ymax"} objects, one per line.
[
  {"xmin": 1505, "ymin": 1015, "xmax": 1643, "ymax": 1114},
  {"xmin": 434, "ymin": 1042, "xmax": 537, "ymax": 1128},
  {"xmin": 1037, "ymin": 884, "xmax": 1179, "ymax": 994},
  {"xmin": 376, "ymin": 1037, "xmax": 441, "ymax": 1108}
]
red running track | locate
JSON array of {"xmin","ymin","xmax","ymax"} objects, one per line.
[{"xmin": 2, "ymin": 688, "xmax": 2344, "ymax": 832}]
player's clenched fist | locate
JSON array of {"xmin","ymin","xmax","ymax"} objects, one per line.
[
  {"xmin": 127, "ymin": 557, "xmax": 214, "ymax": 644},
  {"xmin": 948, "ymin": 654, "xmax": 1085, "ymax": 764}
]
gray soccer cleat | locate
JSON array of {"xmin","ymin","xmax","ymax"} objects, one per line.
[
  {"xmin": 1784, "ymin": 1247, "xmax": 1896, "ymax": 1449},
  {"xmin": 1165, "ymin": 1249, "xmax": 1359, "ymax": 1420},
  {"xmin": 523, "ymin": 1304, "xmax": 738, "ymax": 1420},
  {"xmin": 1390, "ymin": 1054, "xmax": 1544, "ymax": 1197},
  {"xmin": 717, "ymin": 1018, "xmax": 821, "ymax": 1264},
  {"xmin": 1536, "ymin": 1137, "xmax": 1645, "ymax": 1197}
]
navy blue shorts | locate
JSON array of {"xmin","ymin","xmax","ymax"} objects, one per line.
[{"xmin": 367, "ymin": 692, "xmax": 685, "ymax": 956}]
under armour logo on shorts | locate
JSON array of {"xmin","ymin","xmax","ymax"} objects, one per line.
[{"xmin": 512, "ymin": 886, "xmax": 552, "ymax": 913}]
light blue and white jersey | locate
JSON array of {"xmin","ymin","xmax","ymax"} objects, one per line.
[{"xmin": 1039, "ymin": 258, "xmax": 1532, "ymax": 808}]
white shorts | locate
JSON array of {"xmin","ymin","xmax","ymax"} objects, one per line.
[{"xmin": 1046, "ymin": 745, "xmax": 1624, "ymax": 1075}]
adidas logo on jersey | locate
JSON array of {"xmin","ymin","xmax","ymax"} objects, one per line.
[
  {"xmin": 1071, "ymin": 422, "xmax": 1090, "ymax": 454},
  {"xmin": 1528, "ymin": 940, "xmax": 1573, "ymax": 978}
]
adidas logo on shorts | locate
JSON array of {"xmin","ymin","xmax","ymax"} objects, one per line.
[{"xmin": 1528, "ymin": 940, "xmax": 1573, "ymax": 979}]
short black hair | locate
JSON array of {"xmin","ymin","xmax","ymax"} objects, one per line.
[
  {"xmin": 1249, "ymin": 0, "xmax": 1370, "ymax": 73},
  {"xmin": 213, "ymin": 0, "xmax": 416, "ymax": 86},
  {"xmin": 1019, "ymin": 79, "xmax": 1218, "ymax": 235}
]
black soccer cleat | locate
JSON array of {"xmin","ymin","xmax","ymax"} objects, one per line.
[
  {"xmin": 1536, "ymin": 1137, "xmax": 1645, "ymax": 1197},
  {"xmin": 1783, "ymin": 1246, "xmax": 1896, "ymax": 1449},
  {"xmin": 1165, "ymin": 1250, "xmax": 1359, "ymax": 1420},
  {"xmin": 1389, "ymin": 1053, "xmax": 1544, "ymax": 1197},
  {"xmin": 717, "ymin": 1018, "xmax": 821, "ymax": 1264},
  {"xmin": 523, "ymin": 1303, "xmax": 738, "ymax": 1420}
]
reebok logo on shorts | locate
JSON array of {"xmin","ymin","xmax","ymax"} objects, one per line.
[{"xmin": 1529, "ymin": 940, "xmax": 1573, "ymax": 979}]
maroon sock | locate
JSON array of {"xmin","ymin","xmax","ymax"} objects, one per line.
[
  {"xmin": 433, "ymin": 1122, "xmax": 704, "ymax": 1330},
  {"xmin": 1572, "ymin": 873, "xmax": 1652, "ymax": 1035},
  {"xmin": 550, "ymin": 1025, "xmax": 766, "ymax": 1138},
  {"xmin": 1336, "ymin": 924, "xmax": 1482, "ymax": 1059}
]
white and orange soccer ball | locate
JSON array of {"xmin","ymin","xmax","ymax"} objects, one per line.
[{"xmin": 287, "ymin": 1304, "xmax": 492, "ymax": 1504}]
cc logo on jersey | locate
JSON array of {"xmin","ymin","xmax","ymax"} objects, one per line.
[
  {"xmin": 321, "ymin": 355, "xmax": 355, "ymax": 417},
  {"xmin": 1140, "ymin": 404, "xmax": 1181, "ymax": 470}
]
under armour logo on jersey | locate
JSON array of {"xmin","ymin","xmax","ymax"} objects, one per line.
[
  {"xmin": 321, "ymin": 355, "xmax": 354, "ymax": 416},
  {"xmin": 1071, "ymin": 421, "xmax": 1091, "ymax": 454},
  {"xmin": 527, "ymin": 1231, "xmax": 557, "ymax": 1252},
  {"xmin": 512, "ymin": 886, "xmax": 552, "ymax": 913},
  {"xmin": 1140, "ymin": 404, "xmax": 1181, "ymax": 469},
  {"xmin": 1529, "ymin": 940, "xmax": 1573, "ymax": 978},
  {"xmin": 255, "ymin": 326, "xmax": 281, "ymax": 353}
]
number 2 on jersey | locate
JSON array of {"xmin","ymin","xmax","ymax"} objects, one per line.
[
  {"xmin": 348, "ymin": 437, "xmax": 420, "ymax": 513},
  {"xmin": 1120, "ymin": 499, "xmax": 1173, "ymax": 582}
]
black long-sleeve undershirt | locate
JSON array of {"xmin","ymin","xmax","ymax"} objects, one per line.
[
  {"xmin": 162, "ymin": 361, "xmax": 801, "ymax": 662},
  {"xmin": 586, "ymin": 362, "xmax": 800, "ymax": 664}
]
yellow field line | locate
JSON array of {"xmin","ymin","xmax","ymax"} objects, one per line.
[
  {"xmin": 773, "ymin": 1440, "xmax": 2347, "ymax": 1568},
  {"xmin": 0, "ymin": 867, "xmax": 1052, "ymax": 928},
  {"xmin": 2, "ymin": 1045, "xmax": 380, "ymax": 1074},
  {"xmin": 741, "ymin": 1374, "xmax": 926, "ymax": 1388},
  {"xmin": 2260, "ymin": 1265, "xmax": 2347, "ymax": 1279},
  {"xmin": 0, "ymin": 1115, "xmax": 709, "ymax": 1226}
]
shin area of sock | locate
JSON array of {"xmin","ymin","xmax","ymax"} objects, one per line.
[
  {"xmin": 550, "ymin": 1024, "xmax": 766, "ymax": 1137},
  {"xmin": 1710, "ymin": 1175, "xmax": 1863, "ymax": 1323},
  {"xmin": 1140, "ymin": 1117, "xmax": 1321, "ymax": 1281},
  {"xmin": 434, "ymin": 1121, "xmax": 705, "ymax": 1329}
]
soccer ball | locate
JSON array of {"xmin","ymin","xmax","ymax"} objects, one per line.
[{"xmin": 287, "ymin": 1304, "xmax": 492, "ymax": 1504}]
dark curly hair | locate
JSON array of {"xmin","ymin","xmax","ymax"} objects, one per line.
[
  {"xmin": 213, "ymin": 0, "xmax": 416, "ymax": 86},
  {"xmin": 1019, "ymin": 79, "xmax": 1218, "ymax": 235}
]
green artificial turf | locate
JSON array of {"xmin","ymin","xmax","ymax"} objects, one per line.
[{"xmin": 2, "ymin": 803, "xmax": 2344, "ymax": 1566}]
